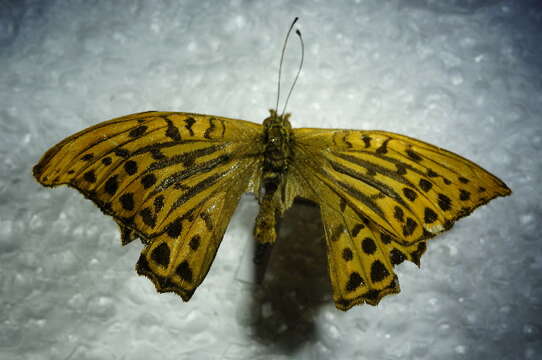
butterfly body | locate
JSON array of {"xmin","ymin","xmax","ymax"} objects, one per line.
[
  {"xmin": 255, "ymin": 110, "xmax": 294, "ymax": 245},
  {"xmin": 33, "ymin": 110, "xmax": 510, "ymax": 310}
]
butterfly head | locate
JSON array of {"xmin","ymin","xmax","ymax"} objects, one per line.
[{"xmin": 264, "ymin": 109, "xmax": 292, "ymax": 129}]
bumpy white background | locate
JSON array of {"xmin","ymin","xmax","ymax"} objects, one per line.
[{"xmin": 1, "ymin": 0, "xmax": 541, "ymax": 359}]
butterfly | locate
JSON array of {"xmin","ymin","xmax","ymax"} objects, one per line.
[{"xmin": 32, "ymin": 20, "xmax": 511, "ymax": 311}]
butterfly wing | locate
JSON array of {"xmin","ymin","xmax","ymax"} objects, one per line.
[
  {"xmin": 34, "ymin": 111, "xmax": 263, "ymax": 300},
  {"xmin": 291, "ymin": 128, "xmax": 510, "ymax": 310}
]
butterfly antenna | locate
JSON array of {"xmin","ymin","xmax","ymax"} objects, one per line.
[
  {"xmin": 275, "ymin": 17, "xmax": 299, "ymax": 116},
  {"xmin": 281, "ymin": 27, "xmax": 304, "ymax": 117}
]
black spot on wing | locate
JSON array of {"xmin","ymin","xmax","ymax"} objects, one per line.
[
  {"xmin": 396, "ymin": 164, "xmax": 407, "ymax": 175},
  {"xmin": 184, "ymin": 117, "xmax": 196, "ymax": 136},
  {"xmin": 363, "ymin": 289, "xmax": 380, "ymax": 302},
  {"xmin": 140, "ymin": 207, "xmax": 156, "ymax": 228},
  {"xmin": 141, "ymin": 174, "xmax": 157, "ymax": 189},
  {"xmin": 370, "ymin": 260, "xmax": 389, "ymax": 282},
  {"xmin": 342, "ymin": 248, "xmax": 353, "ymax": 261},
  {"xmin": 129, "ymin": 125, "xmax": 147, "ymax": 138},
  {"xmin": 151, "ymin": 242, "xmax": 170, "ymax": 268},
  {"xmin": 438, "ymin": 193, "xmax": 452, "ymax": 211},
  {"xmin": 427, "ymin": 169, "xmax": 438, "ymax": 178},
  {"xmin": 393, "ymin": 206, "xmax": 404, "ymax": 222},
  {"xmin": 124, "ymin": 160, "xmax": 138, "ymax": 175},
  {"xmin": 402, "ymin": 218, "xmax": 417, "ymax": 236},
  {"xmin": 166, "ymin": 218, "xmax": 182, "ymax": 238},
  {"xmin": 165, "ymin": 119, "xmax": 181, "ymax": 141},
  {"xmin": 380, "ymin": 233, "xmax": 392, "ymax": 244},
  {"xmin": 83, "ymin": 171, "xmax": 96, "ymax": 183},
  {"xmin": 459, "ymin": 189, "xmax": 471, "ymax": 201},
  {"xmin": 114, "ymin": 148, "xmax": 129, "ymax": 158},
  {"xmin": 189, "ymin": 235, "xmax": 201, "ymax": 251},
  {"xmin": 390, "ymin": 248, "xmax": 406, "ymax": 265},
  {"xmin": 419, "ymin": 179, "xmax": 432, "ymax": 192},
  {"xmin": 375, "ymin": 139, "xmax": 390, "ymax": 154},
  {"xmin": 339, "ymin": 198, "xmax": 347, "ymax": 212},
  {"xmin": 362, "ymin": 237, "xmax": 377, "ymax": 255},
  {"xmin": 346, "ymin": 272, "xmax": 364, "ymax": 292},
  {"xmin": 403, "ymin": 187, "xmax": 417, "ymax": 202},
  {"xmin": 119, "ymin": 193, "xmax": 134, "ymax": 211},
  {"xmin": 406, "ymin": 149, "xmax": 422, "ymax": 161},
  {"xmin": 105, "ymin": 175, "xmax": 119, "ymax": 195},
  {"xmin": 424, "ymin": 207, "xmax": 438, "ymax": 224},
  {"xmin": 351, "ymin": 223, "xmax": 364, "ymax": 238},
  {"xmin": 176, "ymin": 260, "xmax": 193, "ymax": 282}
]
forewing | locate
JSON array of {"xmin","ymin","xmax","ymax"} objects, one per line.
[
  {"xmin": 34, "ymin": 111, "xmax": 263, "ymax": 300},
  {"xmin": 293, "ymin": 128, "xmax": 511, "ymax": 245}
]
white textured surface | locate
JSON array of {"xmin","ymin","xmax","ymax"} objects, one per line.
[{"xmin": 1, "ymin": 0, "xmax": 541, "ymax": 359}]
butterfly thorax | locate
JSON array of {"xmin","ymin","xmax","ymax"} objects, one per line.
[{"xmin": 261, "ymin": 109, "xmax": 293, "ymax": 194}]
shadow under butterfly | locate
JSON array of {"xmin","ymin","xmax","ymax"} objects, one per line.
[{"xmin": 246, "ymin": 199, "xmax": 327, "ymax": 348}]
